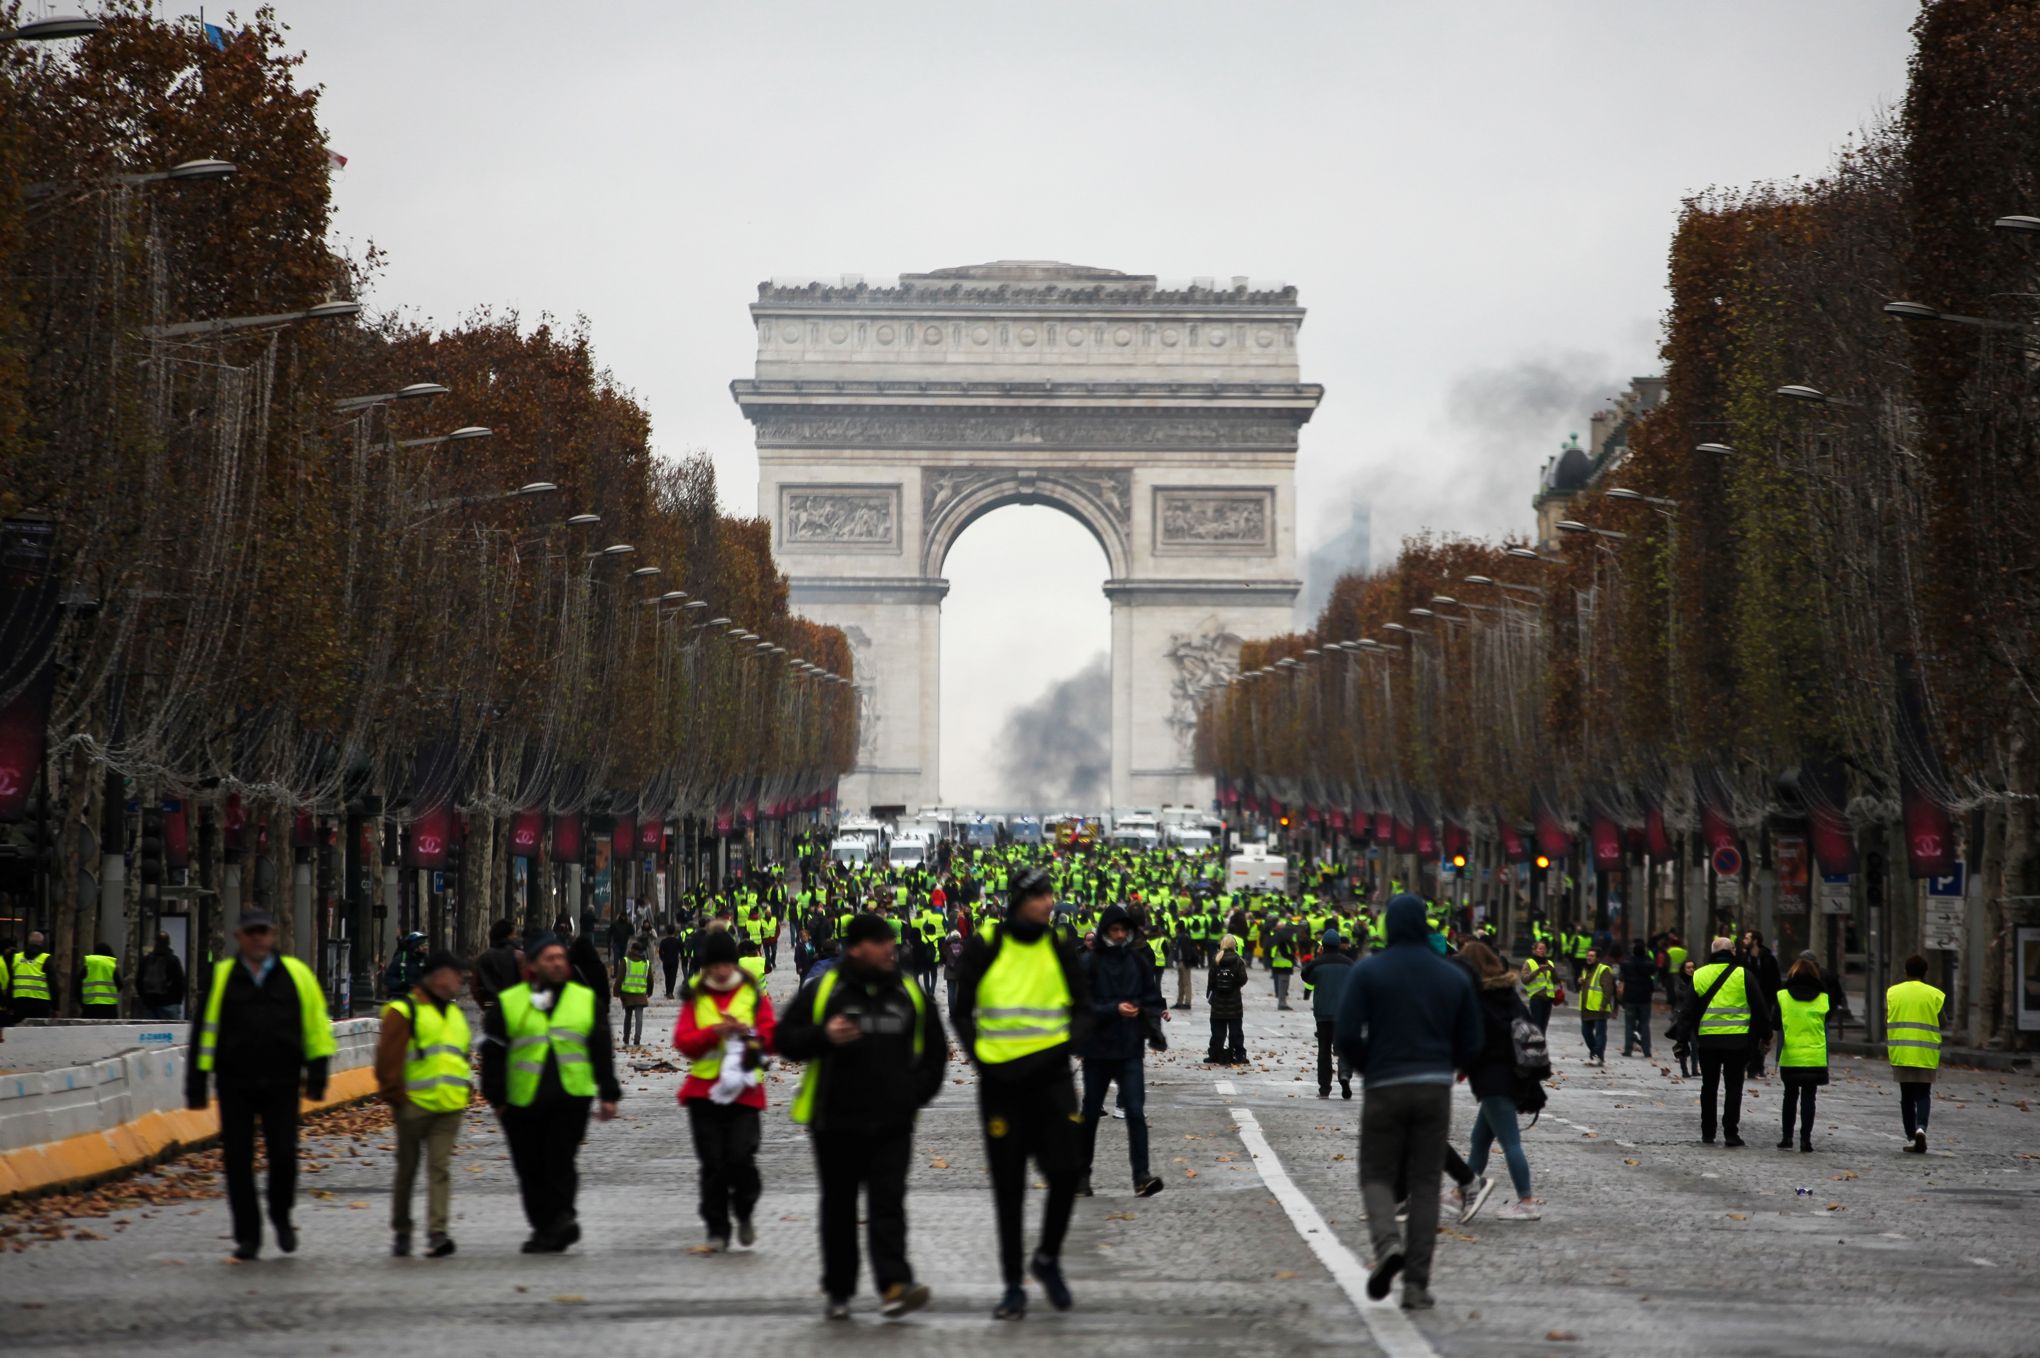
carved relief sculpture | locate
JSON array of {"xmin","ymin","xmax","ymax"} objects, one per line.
[
  {"xmin": 781, "ymin": 488, "xmax": 897, "ymax": 547},
  {"xmin": 1165, "ymin": 630, "xmax": 1242, "ymax": 761},
  {"xmin": 843, "ymin": 625, "xmax": 880, "ymax": 766}
]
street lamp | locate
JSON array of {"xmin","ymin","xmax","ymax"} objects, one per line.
[
  {"xmin": 142, "ymin": 296, "xmax": 361, "ymax": 339},
  {"xmin": 565, "ymin": 513, "xmax": 601, "ymax": 527},
  {"xmin": 630, "ymin": 566, "xmax": 662, "ymax": 579},
  {"xmin": 25, "ymin": 158, "xmax": 237, "ymax": 200},
  {"xmin": 1775, "ymin": 384, "xmax": 1857, "ymax": 408},
  {"xmin": 1605, "ymin": 488, "xmax": 1679, "ymax": 509},
  {"xmin": 1464, "ymin": 573, "xmax": 1546, "ymax": 598},
  {"xmin": 1506, "ymin": 546, "xmax": 1560, "ymax": 564},
  {"xmin": 2, "ymin": 15, "xmax": 102, "ymax": 40},
  {"xmin": 1408, "ymin": 607, "xmax": 1436, "ymax": 618},
  {"xmin": 1993, "ymin": 215, "xmax": 2040, "ymax": 234},
  {"xmin": 1557, "ymin": 519, "xmax": 1629, "ymax": 541},
  {"xmin": 396, "ymin": 425, "xmax": 492, "ymax": 449},
  {"xmin": 513, "ymin": 482, "xmax": 557, "ymax": 497},
  {"xmin": 334, "ymin": 382, "xmax": 448, "ymax": 413},
  {"xmin": 1695, "ymin": 442, "xmax": 1735, "ymax": 456},
  {"xmin": 1882, "ymin": 300, "xmax": 2024, "ymax": 333}
]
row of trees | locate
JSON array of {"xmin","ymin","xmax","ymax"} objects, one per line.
[
  {"xmin": 1196, "ymin": 0, "xmax": 2040, "ymax": 1042},
  {"xmin": 0, "ymin": 6, "xmax": 856, "ymax": 996}
]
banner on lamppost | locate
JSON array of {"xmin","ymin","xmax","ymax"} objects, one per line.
[
  {"xmin": 1644, "ymin": 803, "xmax": 1672, "ymax": 860},
  {"xmin": 510, "ymin": 808, "xmax": 543, "ymax": 859},
  {"xmin": 1590, "ymin": 816, "xmax": 1624, "ymax": 872},
  {"xmin": 1900, "ymin": 777, "xmax": 1956, "ymax": 879},
  {"xmin": 163, "ymin": 799, "xmax": 191, "ymax": 868},
  {"xmin": 553, "ymin": 812, "xmax": 582, "ymax": 861},
  {"xmin": 405, "ymin": 804, "xmax": 452, "ymax": 869},
  {"xmin": 1498, "ymin": 816, "xmax": 1530, "ymax": 864},
  {"xmin": 0, "ymin": 665, "xmax": 52, "ymax": 822}
]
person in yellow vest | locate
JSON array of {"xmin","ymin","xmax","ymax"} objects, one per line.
[
  {"xmin": 182, "ymin": 910, "xmax": 334, "ymax": 1261},
  {"xmin": 1577, "ymin": 948, "xmax": 1616, "ymax": 1066},
  {"xmin": 1773, "ymin": 953, "xmax": 1829, "ymax": 1153},
  {"xmin": 78, "ymin": 942, "xmax": 122, "ymax": 1018},
  {"xmin": 9, "ymin": 930, "xmax": 55, "ymax": 1021},
  {"xmin": 954, "ymin": 866, "xmax": 1091, "ymax": 1322},
  {"xmin": 616, "ymin": 936, "xmax": 653, "ymax": 1047},
  {"xmin": 1522, "ymin": 941, "xmax": 1557, "ymax": 1033},
  {"xmin": 376, "ymin": 949, "xmax": 470, "ymax": 1257},
  {"xmin": 480, "ymin": 932, "xmax": 621, "ymax": 1254},
  {"xmin": 1675, "ymin": 936, "xmax": 1770, "ymax": 1146},
  {"xmin": 778, "ymin": 912, "xmax": 947, "ymax": 1320},
  {"xmin": 674, "ymin": 929, "xmax": 777, "ymax": 1252},
  {"xmin": 1887, "ymin": 953, "xmax": 1945, "ymax": 1153}
]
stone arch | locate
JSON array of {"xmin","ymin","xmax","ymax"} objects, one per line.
[{"xmin": 921, "ymin": 467, "xmax": 1133, "ymax": 580}]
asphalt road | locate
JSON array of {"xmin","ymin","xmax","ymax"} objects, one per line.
[{"xmin": 5, "ymin": 953, "xmax": 2038, "ymax": 1358}]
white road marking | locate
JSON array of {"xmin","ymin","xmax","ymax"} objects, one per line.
[
  {"xmin": 1971, "ymin": 1256, "xmax": 1998, "ymax": 1268},
  {"xmin": 1214, "ymin": 1080, "xmax": 1237, "ymax": 1095},
  {"xmin": 1227, "ymin": 1097, "xmax": 1440, "ymax": 1358}
]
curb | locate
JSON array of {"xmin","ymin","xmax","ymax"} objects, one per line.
[{"xmin": 0, "ymin": 1065, "xmax": 381, "ymax": 1206}]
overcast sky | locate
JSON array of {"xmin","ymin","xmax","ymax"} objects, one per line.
[{"xmin": 250, "ymin": 0, "xmax": 1916, "ymax": 807}]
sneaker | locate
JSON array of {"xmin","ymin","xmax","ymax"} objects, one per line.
[
  {"xmin": 706, "ymin": 1234, "xmax": 730, "ymax": 1253},
  {"xmin": 736, "ymin": 1215, "xmax": 756, "ymax": 1247},
  {"xmin": 392, "ymin": 1232, "xmax": 412, "ymax": 1258},
  {"xmin": 1029, "ymin": 1252, "xmax": 1073, "ymax": 1311},
  {"xmin": 1799, "ymin": 1141, "xmax": 1813, "ymax": 1153},
  {"xmin": 1400, "ymin": 1282, "xmax": 1435, "ymax": 1311},
  {"xmin": 993, "ymin": 1286, "xmax": 1027, "ymax": 1321},
  {"xmin": 1365, "ymin": 1249, "xmax": 1405, "ymax": 1302},
  {"xmin": 1723, "ymin": 1133, "xmax": 1745, "ymax": 1149},
  {"xmin": 1340, "ymin": 1079, "xmax": 1352, "ymax": 1100},
  {"xmin": 520, "ymin": 1234, "xmax": 562, "ymax": 1254},
  {"xmin": 826, "ymin": 1299, "xmax": 852, "ymax": 1321},
  {"xmin": 1458, "ymin": 1175, "xmax": 1495, "ymax": 1225},
  {"xmin": 1317, "ymin": 1088, "xmax": 1331, "ymax": 1099},
  {"xmin": 1777, "ymin": 1136, "xmax": 1794, "ymax": 1150},
  {"xmin": 1110, "ymin": 1107, "xmax": 1126, "ymax": 1120},
  {"xmin": 426, "ymin": 1234, "xmax": 456, "ymax": 1258},
  {"xmin": 1134, "ymin": 1175, "xmax": 1165, "ymax": 1198},
  {"xmin": 1498, "ymin": 1199, "xmax": 1541, "ymax": 1221},
  {"xmin": 231, "ymin": 1241, "xmax": 260, "ymax": 1262},
  {"xmin": 1915, "ymin": 1130, "xmax": 1928, "ymax": 1154},
  {"xmin": 557, "ymin": 1220, "xmax": 581, "ymax": 1251},
  {"xmin": 881, "ymin": 1281, "xmax": 931, "ymax": 1318}
]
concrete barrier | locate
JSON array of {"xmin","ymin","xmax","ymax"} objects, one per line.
[
  {"xmin": 0, "ymin": 1021, "xmax": 192, "ymax": 1074},
  {"xmin": 0, "ymin": 1019, "xmax": 380, "ymax": 1201}
]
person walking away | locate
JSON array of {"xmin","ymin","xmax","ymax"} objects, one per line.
[
  {"xmin": 1618, "ymin": 940, "xmax": 1655, "ymax": 1059},
  {"xmin": 1671, "ymin": 960, "xmax": 1700, "ymax": 1077},
  {"xmin": 941, "ymin": 929, "xmax": 966, "ymax": 1019},
  {"xmin": 481, "ymin": 933, "xmax": 621, "ymax": 1253},
  {"xmin": 1173, "ymin": 914, "xmax": 1195, "ymax": 1011},
  {"xmin": 378, "ymin": 950, "xmax": 470, "ymax": 1257},
  {"xmin": 1578, "ymin": 948, "xmax": 1616, "ymax": 1066},
  {"xmin": 1075, "ymin": 905, "xmax": 1166, "ymax": 1199},
  {"xmin": 659, "ymin": 925, "xmax": 684, "ymax": 999},
  {"xmin": 1268, "ymin": 915, "xmax": 1299, "ymax": 1009},
  {"xmin": 1457, "ymin": 941, "xmax": 1541, "ymax": 1221},
  {"xmin": 184, "ymin": 911, "xmax": 334, "ymax": 1260},
  {"xmin": 1302, "ymin": 931, "xmax": 1356, "ymax": 1099},
  {"xmin": 567, "ymin": 917, "xmax": 613, "ymax": 1024},
  {"xmin": 617, "ymin": 937, "xmax": 653, "ymax": 1047},
  {"xmin": 1522, "ymin": 941, "xmax": 1556, "ymax": 1033},
  {"xmin": 1677, "ymin": 936, "xmax": 1769, "ymax": 1146},
  {"xmin": 473, "ymin": 920, "xmax": 522, "ymax": 1013},
  {"xmin": 779, "ymin": 912, "xmax": 947, "ymax": 1320},
  {"xmin": 675, "ymin": 929, "xmax": 777, "ymax": 1251},
  {"xmin": 1887, "ymin": 954, "xmax": 1945, "ymax": 1152},
  {"xmin": 1206, "ymin": 934, "xmax": 1248, "ymax": 1064},
  {"xmin": 9, "ymin": 931, "xmax": 54, "ymax": 1021},
  {"xmin": 79, "ymin": 941, "xmax": 123, "ymax": 1018},
  {"xmin": 1774, "ymin": 955, "xmax": 1830, "ymax": 1152},
  {"xmin": 954, "ymin": 867, "xmax": 1091, "ymax": 1321},
  {"xmin": 1335, "ymin": 893, "xmax": 1483, "ymax": 1313},
  {"xmin": 138, "ymin": 932, "xmax": 186, "ymax": 1020},
  {"xmin": 1741, "ymin": 930, "xmax": 1782, "ymax": 1078},
  {"xmin": 384, "ymin": 932, "xmax": 427, "ymax": 1000}
]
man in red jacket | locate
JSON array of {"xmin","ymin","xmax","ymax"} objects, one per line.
[{"xmin": 675, "ymin": 929, "xmax": 777, "ymax": 1252}]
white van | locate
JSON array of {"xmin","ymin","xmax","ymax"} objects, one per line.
[
  {"xmin": 1228, "ymin": 846, "xmax": 1288, "ymax": 890},
  {"xmin": 829, "ymin": 836, "xmax": 870, "ymax": 867}
]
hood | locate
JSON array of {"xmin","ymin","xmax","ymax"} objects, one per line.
[
  {"xmin": 1785, "ymin": 973, "xmax": 1824, "ymax": 1002},
  {"xmin": 1098, "ymin": 903, "xmax": 1133, "ymax": 936},
  {"xmin": 1385, "ymin": 893, "xmax": 1431, "ymax": 945}
]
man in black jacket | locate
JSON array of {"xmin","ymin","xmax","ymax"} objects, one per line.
[
  {"xmin": 1302, "ymin": 931, "xmax": 1357, "ymax": 1099},
  {"xmin": 473, "ymin": 919, "xmax": 522, "ymax": 1011},
  {"xmin": 184, "ymin": 911, "xmax": 332, "ymax": 1260},
  {"xmin": 778, "ymin": 912, "xmax": 947, "ymax": 1320},
  {"xmin": 1074, "ymin": 904, "xmax": 1166, "ymax": 1199},
  {"xmin": 658, "ymin": 925, "xmax": 684, "ymax": 998}
]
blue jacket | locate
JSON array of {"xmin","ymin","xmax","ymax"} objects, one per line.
[
  {"xmin": 1334, "ymin": 894, "xmax": 1482, "ymax": 1089},
  {"xmin": 1079, "ymin": 937, "xmax": 1164, "ymax": 1062}
]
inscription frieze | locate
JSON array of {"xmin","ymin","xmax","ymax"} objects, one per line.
[{"xmin": 754, "ymin": 412, "xmax": 1298, "ymax": 451}]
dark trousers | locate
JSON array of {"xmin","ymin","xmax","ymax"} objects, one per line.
[
  {"xmin": 687, "ymin": 1100, "xmax": 761, "ymax": 1238},
  {"xmin": 1622, "ymin": 1003, "xmax": 1652, "ymax": 1057},
  {"xmin": 1698, "ymin": 1047, "xmax": 1746, "ymax": 1140},
  {"xmin": 1581, "ymin": 1014, "xmax": 1608, "ymax": 1059},
  {"xmin": 502, "ymin": 1097, "xmax": 591, "ymax": 1237},
  {"xmin": 219, "ymin": 1084, "xmax": 299, "ymax": 1248},
  {"xmin": 1900, "ymin": 1081, "xmax": 1933, "ymax": 1138},
  {"xmin": 1079, "ymin": 1054, "xmax": 1150, "ymax": 1183},
  {"xmin": 661, "ymin": 960, "xmax": 679, "ymax": 999},
  {"xmin": 1529, "ymin": 996, "xmax": 1552, "ymax": 1032},
  {"xmin": 812, "ymin": 1126, "xmax": 913, "ymax": 1300},
  {"xmin": 1781, "ymin": 1079, "xmax": 1817, "ymax": 1143},
  {"xmin": 1358, "ymin": 1083, "xmax": 1452, "ymax": 1288},
  {"xmin": 980, "ymin": 1073, "xmax": 1078, "ymax": 1287},
  {"xmin": 1315, "ymin": 1019, "xmax": 1351, "ymax": 1093},
  {"xmin": 1209, "ymin": 1011, "xmax": 1244, "ymax": 1061}
]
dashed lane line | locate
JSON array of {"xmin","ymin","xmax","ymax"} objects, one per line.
[{"xmin": 1226, "ymin": 1091, "xmax": 1440, "ymax": 1358}]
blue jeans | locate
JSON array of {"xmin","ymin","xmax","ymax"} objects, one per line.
[
  {"xmin": 144, "ymin": 1002, "xmax": 183, "ymax": 1021},
  {"xmin": 1581, "ymin": 1016, "xmax": 1608, "ymax": 1060},
  {"xmin": 1466, "ymin": 1094, "xmax": 1532, "ymax": 1199},
  {"xmin": 1079, "ymin": 1054, "xmax": 1149, "ymax": 1182}
]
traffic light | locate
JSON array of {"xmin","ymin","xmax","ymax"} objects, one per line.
[
  {"xmin": 1278, "ymin": 815, "xmax": 1291, "ymax": 828},
  {"xmin": 1451, "ymin": 853, "xmax": 1468, "ymax": 870},
  {"xmin": 1533, "ymin": 853, "xmax": 1551, "ymax": 871},
  {"xmin": 139, "ymin": 805, "xmax": 165, "ymax": 886}
]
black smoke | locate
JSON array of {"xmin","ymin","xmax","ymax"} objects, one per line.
[{"xmin": 993, "ymin": 652, "xmax": 1110, "ymax": 810}]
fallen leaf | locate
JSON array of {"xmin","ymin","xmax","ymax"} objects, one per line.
[
  {"xmin": 1184, "ymin": 1169, "xmax": 1198, "ymax": 1179},
  {"xmin": 347, "ymin": 1202, "xmax": 370, "ymax": 1210},
  {"xmin": 1727, "ymin": 1213, "xmax": 1747, "ymax": 1221},
  {"xmin": 1623, "ymin": 1158, "xmax": 1640, "ymax": 1166},
  {"xmin": 1104, "ymin": 1212, "xmax": 1136, "ymax": 1221},
  {"xmin": 928, "ymin": 1157, "xmax": 949, "ymax": 1169},
  {"xmin": 1826, "ymin": 1203, "xmax": 1845, "ymax": 1212},
  {"xmin": 1546, "ymin": 1331, "xmax": 1577, "ymax": 1343},
  {"xmin": 1829, "ymin": 1171, "xmax": 1858, "ymax": 1181},
  {"xmin": 1273, "ymin": 1270, "xmax": 1299, "ymax": 1280},
  {"xmin": 552, "ymin": 1295, "xmax": 586, "ymax": 1304}
]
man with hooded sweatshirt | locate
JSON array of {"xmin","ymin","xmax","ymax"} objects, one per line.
[
  {"xmin": 1075, "ymin": 904, "xmax": 1167, "ymax": 1199},
  {"xmin": 1335, "ymin": 893, "xmax": 1482, "ymax": 1313},
  {"xmin": 1302, "ymin": 930, "xmax": 1356, "ymax": 1099}
]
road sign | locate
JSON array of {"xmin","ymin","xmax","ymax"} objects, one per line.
[
  {"xmin": 1711, "ymin": 845, "xmax": 1742, "ymax": 878},
  {"xmin": 431, "ymin": 870, "xmax": 445, "ymax": 893},
  {"xmin": 1820, "ymin": 873, "xmax": 1852, "ymax": 916},
  {"xmin": 1927, "ymin": 862, "xmax": 1966, "ymax": 898}
]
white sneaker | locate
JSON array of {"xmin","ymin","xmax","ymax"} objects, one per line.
[
  {"xmin": 1498, "ymin": 1198, "xmax": 1542, "ymax": 1221},
  {"xmin": 1458, "ymin": 1175, "xmax": 1495, "ymax": 1225}
]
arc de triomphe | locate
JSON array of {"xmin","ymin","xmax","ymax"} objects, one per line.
[{"xmin": 732, "ymin": 261, "xmax": 1322, "ymax": 813}]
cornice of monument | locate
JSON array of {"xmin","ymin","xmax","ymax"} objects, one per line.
[{"xmin": 754, "ymin": 262, "xmax": 1302, "ymax": 310}]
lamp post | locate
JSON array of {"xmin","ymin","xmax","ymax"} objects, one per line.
[
  {"xmin": 1, "ymin": 14, "xmax": 102, "ymax": 40},
  {"xmin": 141, "ymin": 297, "xmax": 361, "ymax": 339},
  {"xmin": 24, "ymin": 158, "xmax": 236, "ymax": 201}
]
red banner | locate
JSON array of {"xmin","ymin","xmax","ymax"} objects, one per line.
[
  {"xmin": 1900, "ymin": 779, "xmax": 1955, "ymax": 879},
  {"xmin": 510, "ymin": 808, "xmax": 543, "ymax": 859},
  {"xmin": 0, "ymin": 666, "xmax": 51, "ymax": 821},
  {"xmin": 1392, "ymin": 818, "xmax": 1414, "ymax": 852},
  {"xmin": 1644, "ymin": 804, "xmax": 1672, "ymax": 859},
  {"xmin": 1535, "ymin": 805, "xmax": 1572, "ymax": 859},
  {"xmin": 612, "ymin": 814, "xmax": 636, "ymax": 862},
  {"xmin": 1590, "ymin": 816, "xmax": 1624, "ymax": 871},
  {"xmin": 1374, "ymin": 811, "xmax": 1394, "ymax": 841},
  {"xmin": 1329, "ymin": 809, "xmax": 1347, "ymax": 832},
  {"xmin": 406, "ymin": 804, "xmax": 452, "ymax": 869},
  {"xmin": 553, "ymin": 812, "xmax": 582, "ymax": 861},
  {"xmin": 1810, "ymin": 804, "xmax": 1856, "ymax": 874},
  {"xmin": 1499, "ymin": 819, "xmax": 1529, "ymax": 863},
  {"xmin": 640, "ymin": 817, "xmax": 663, "ymax": 852},
  {"xmin": 164, "ymin": 800, "xmax": 191, "ymax": 868},
  {"xmin": 1701, "ymin": 803, "xmax": 1738, "ymax": 855},
  {"xmin": 1442, "ymin": 821, "xmax": 1468, "ymax": 859},
  {"xmin": 292, "ymin": 808, "xmax": 314, "ymax": 849},
  {"xmin": 714, "ymin": 809, "xmax": 734, "ymax": 837}
]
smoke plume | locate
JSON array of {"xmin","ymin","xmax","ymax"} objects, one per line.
[{"xmin": 993, "ymin": 652, "xmax": 1110, "ymax": 810}]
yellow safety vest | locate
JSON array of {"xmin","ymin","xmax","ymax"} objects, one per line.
[
  {"xmin": 1581, "ymin": 963, "xmax": 1614, "ymax": 1015},
  {"xmin": 1777, "ymin": 990, "xmax": 1829, "ymax": 1070},
  {"xmin": 1691, "ymin": 962, "xmax": 1752, "ymax": 1038},
  {"xmin": 198, "ymin": 956, "xmax": 336, "ymax": 1072},
  {"xmin": 972, "ymin": 932, "xmax": 1071, "ymax": 1064},
  {"xmin": 384, "ymin": 996, "xmax": 473, "ymax": 1112},
  {"xmin": 12, "ymin": 951, "xmax": 50, "ymax": 1003},
  {"xmin": 498, "ymin": 982, "xmax": 597, "ymax": 1104},
  {"xmin": 1523, "ymin": 957, "xmax": 1555, "ymax": 1000},
  {"xmin": 82, "ymin": 954, "xmax": 120, "ymax": 1007},
  {"xmin": 1148, "ymin": 936, "xmax": 1168, "ymax": 969},
  {"xmin": 690, "ymin": 980, "xmax": 761, "ymax": 1081},
  {"xmin": 790, "ymin": 969, "xmax": 925, "ymax": 1125},
  {"xmin": 1885, "ymin": 979, "xmax": 1945, "ymax": 1071},
  {"xmin": 618, "ymin": 958, "xmax": 651, "ymax": 995}
]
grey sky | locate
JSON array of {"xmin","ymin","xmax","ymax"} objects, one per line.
[{"xmin": 261, "ymin": 0, "xmax": 1917, "ymax": 807}]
